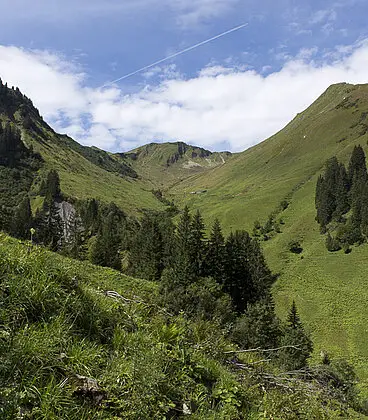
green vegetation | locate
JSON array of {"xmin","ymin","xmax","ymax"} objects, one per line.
[{"xmin": 0, "ymin": 235, "xmax": 365, "ymax": 418}]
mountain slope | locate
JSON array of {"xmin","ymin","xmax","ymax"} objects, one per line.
[
  {"xmin": 0, "ymin": 81, "xmax": 166, "ymax": 215},
  {"xmin": 168, "ymin": 82, "xmax": 368, "ymax": 393},
  {"xmin": 1, "ymin": 233, "xmax": 366, "ymax": 419},
  {"xmin": 114, "ymin": 141, "xmax": 232, "ymax": 189},
  {"xmin": 168, "ymin": 83, "xmax": 368, "ymax": 230}
]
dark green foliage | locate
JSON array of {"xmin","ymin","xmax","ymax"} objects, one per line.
[
  {"xmin": 326, "ymin": 233, "xmax": 342, "ymax": 252},
  {"xmin": 34, "ymin": 201, "xmax": 64, "ymax": 251},
  {"xmin": 0, "ymin": 123, "xmax": 42, "ymax": 229},
  {"xmin": 315, "ymin": 157, "xmax": 344, "ymax": 228},
  {"xmin": 279, "ymin": 301, "xmax": 313, "ymax": 371},
  {"xmin": 189, "ymin": 210, "xmax": 206, "ymax": 277},
  {"xmin": 170, "ymin": 206, "xmax": 196, "ymax": 286},
  {"xmin": 11, "ymin": 196, "xmax": 32, "ymax": 239},
  {"xmin": 348, "ymin": 145, "xmax": 367, "ymax": 184},
  {"xmin": 0, "ymin": 123, "xmax": 29, "ymax": 167},
  {"xmin": 90, "ymin": 203, "xmax": 127, "ymax": 270},
  {"xmin": 205, "ymin": 218, "xmax": 226, "ymax": 283},
  {"xmin": 128, "ymin": 211, "xmax": 174, "ymax": 281},
  {"xmin": 44, "ymin": 169, "xmax": 61, "ymax": 203},
  {"xmin": 160, "ymin": 274, "xmax": 234, "ymax": 322},
  {"xmin": 223, "ymin": 233, "xmax": 276, "ymax": 313},
  {"xmin": 289, "ymin": 240, "xmax": 303, "ymax": 254},
  {"xmin": 316, "ymin": 146, "xmax": 368, "ymax": 247},
  {"xmin": 231, "ymin": 298, "xmax": 281, "ymax": 350}
]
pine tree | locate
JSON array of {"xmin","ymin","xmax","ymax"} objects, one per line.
[
  {"xmin": 189, "ymin": 210, "xmax": 206, "ymax": 277},
  {"xmin": 232, "ymin": 298, "xmax": 281, "ymax": 350},
  {"xmin": 45, "ymin": 169, "xmax": 61, "ymax": 203},
  {"xmin": 90, "ymin": 203, "xmax": 125, "ymax": 270},
  {"xmin": 348, "ymin": 145, "xmax": 367, "ymax": 185},
  {"xmin": 333, "ymin": 163, "xmax": 350, "ymax": 220},
  {"xmin": 34, "ymin": 201, "xmax": 64, "ymax": 251},
  {"xmin": 223, "ymin": 231, "xmax": 275, "ymax": 313},
  {"xmin": 360, "ymin": 183, "xmax": 368, "ymax": 237},
  {"xmin": 11, "ymin": 196, "xmax": 32, "ymax": 239},
  {"xmin": 279, "ymin": 301, "xmax": 313, "ymax": 370},
  {"xmin": 172, "ymin": 206, "xmax": 195, "ymax": 285},
  {"xmin": 205, "ymin": 218, "xmax": 225, "ymax": 282},
  {"xmin": 129, "ymin": 213, "xmax": 165, "ymax": 281}
]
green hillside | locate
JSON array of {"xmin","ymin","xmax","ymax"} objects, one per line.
[
  {"xmin": 1, "ymin": 233, "xmax": 366, "ymax": 419},
  {"xmin": 114, "ymin": 141, "xmax": 232, "ymax": 189},
  {"xmin": 166, "ymin": 82, "xmax": 368, "ymax": 392},
  {"xmin": 0, "ymin": 82, "xmax": 166, "ymax": 216}
]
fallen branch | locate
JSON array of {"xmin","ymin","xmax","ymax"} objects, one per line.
[
  {"xmin": 103, "ymin": 290, "xmax": 173, "ymax": 317},
  {"xmin": 224, "ymin": 344, "xmax": 302, "ymax": 355}
]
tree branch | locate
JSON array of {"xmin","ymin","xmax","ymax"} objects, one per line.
[{"xmin": 224, "ymin": 344, "xmax": 302, "ymax": 354}]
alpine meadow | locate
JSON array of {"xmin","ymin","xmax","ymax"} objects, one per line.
[{"xmin": 1, "ymin": 74, "xmax": 368, "ymax": 419}]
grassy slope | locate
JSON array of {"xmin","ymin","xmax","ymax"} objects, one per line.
[
  {"xmin": 114, "ymin": 142, "xmax": 232, "ymax": 189},
  {"xmin": 168, "ymin": 83, "xmax": 368, "ymax": 391},
  {"xmin": 0, "ymin": 234, "xmax": 364, "ymax": 419},
  {"xmin": 22, "ymin": 126, "xmax": 165, "ymax": 215}
]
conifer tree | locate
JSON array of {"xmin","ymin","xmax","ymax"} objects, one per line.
[
  {"xmin": 189, "ymin": 210, "xmax": 206, "ymax": 277},
  {"xmin": 172, "ymin": 206, "xmax": 195, "ymax": 285},
  {"xmin": 34, "ymin": 201, "xmax": 64, "ymax": 251},
  {"xmin": 129, "ymin": 213, "xmax": 165, "ymax": 281},
  {"xmin": 206, "ymin": 218, "xmax": 225, "ymax": 283},
  {"xmin": 45, "ymin": 169, "xmax": 61, "ymax": 203},
  {"xmin": 90, "ymin": 203, "xmax": 125, "ymax": 270},
  {"xmin": 348, "ymin": 145, "xmax": 367, "ymax": 185},
  {"xmin": 279, "ymin": 301, "xmax": 313, "ymax": 370},
  {"xmin": 223, "ymin": 231, "xmax": 275, "ymax": 313},
  {"xmin": 11, "ymin": 196, "xmax": 32, "ymax": 239},
  {"xmin": 333, "ymin": 163, "xmax": 350, "ymax": 220},
  {"xmin": 232, "ymin": 298, "xmax": 281, "ymax": 350}
]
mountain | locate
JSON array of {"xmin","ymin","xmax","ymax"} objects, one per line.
[
  {"xmin": 114, "ymin": 141, "xmax": 232, "ymax": 189},
  {"xmin": 167, "ymin": 82, "xmax": 368, "ymax": 393}
]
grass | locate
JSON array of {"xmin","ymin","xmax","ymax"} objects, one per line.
[
  {"xmin": 114, "ymin": 141, "xmax": 232, "ymax": 190},
  {"xmin": 0, "ymin": 234, "xmax": 364, "ymax": 418}
]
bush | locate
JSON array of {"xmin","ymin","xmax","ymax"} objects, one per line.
[{"xmin": 289, "ymin": 240, "xmax": 303, "ymax": 254}]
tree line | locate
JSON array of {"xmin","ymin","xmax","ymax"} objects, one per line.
[{"xmin": 316, "ymin": 145, "xmax": 368, "ymax": 251}]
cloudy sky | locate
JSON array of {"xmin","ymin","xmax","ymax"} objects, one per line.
[{"xmin": 0, "ymin": 0, "xmax": 367, "ymax": 152}]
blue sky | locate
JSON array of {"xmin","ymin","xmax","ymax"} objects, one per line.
[{"xmin": 0, "ymin": 0, "xmax": 367, "ymax": 152}]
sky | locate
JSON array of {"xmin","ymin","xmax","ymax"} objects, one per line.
[{"xmin": 0, "ymin": 0, "xmax": 367, "ymax": 152}]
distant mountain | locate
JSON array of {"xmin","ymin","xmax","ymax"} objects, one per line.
[{"xmin": 113, "ymin": 141, "xmax": 232, "ymax": 189}]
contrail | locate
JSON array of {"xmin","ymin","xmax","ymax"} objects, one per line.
[{"xmin": 101, "ymin": 23, "xmax": 248, "ymax": 88}]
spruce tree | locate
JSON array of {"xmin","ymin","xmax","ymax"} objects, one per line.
[
  {"xmin": 11, "ymin": 196, "xmax": 32, "ymax": 239},
  {"xmin": 223, "ymin": 231, "xmax": 275, "ymax": 313},
  {"xmin": 232, "ymin": 298, "xmax": 281, "ymax": 350},
  {"xmin": 333, "ymin": 163, "xmax": 350, "ymax": 220},
  {"xmin": 172, "ymin": 206, "xmax": 195, "ymax": 285},
  {"xmin": 45, "ymin": 169, "xmax": 61, "ymax": 202},
  {"xmin": 348, "ymin": 145, "xmax": 367, "ymax": 185},
  {"xmin": 279, "ymin": 301, "xmax": 313, "ymax": 370},
  {"xmin": 34, "ymin": 201, "xmax": 64, "ymax": 251},
  {"xmin": 189, "ymin": 210, "xmax": 206, "ymax": 277},
  {"xmin": 205, "ymin": 218, "xmax": 225, "ymax": 283},
  {"xmin": 90, "ymin": 203, "xmax": 125, "ymax": 270},
  {"xmin": 129, "ymin": 213, "xmax": 165, "ymax": 281}
]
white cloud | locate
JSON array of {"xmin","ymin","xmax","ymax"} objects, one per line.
[
  {"xmin": 310, "ymin": 9, "xmax": 337, "ymax": 25},
  {"xmin": 1, "ymin": 40, "xmax": 368, "ymax": 153}
]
